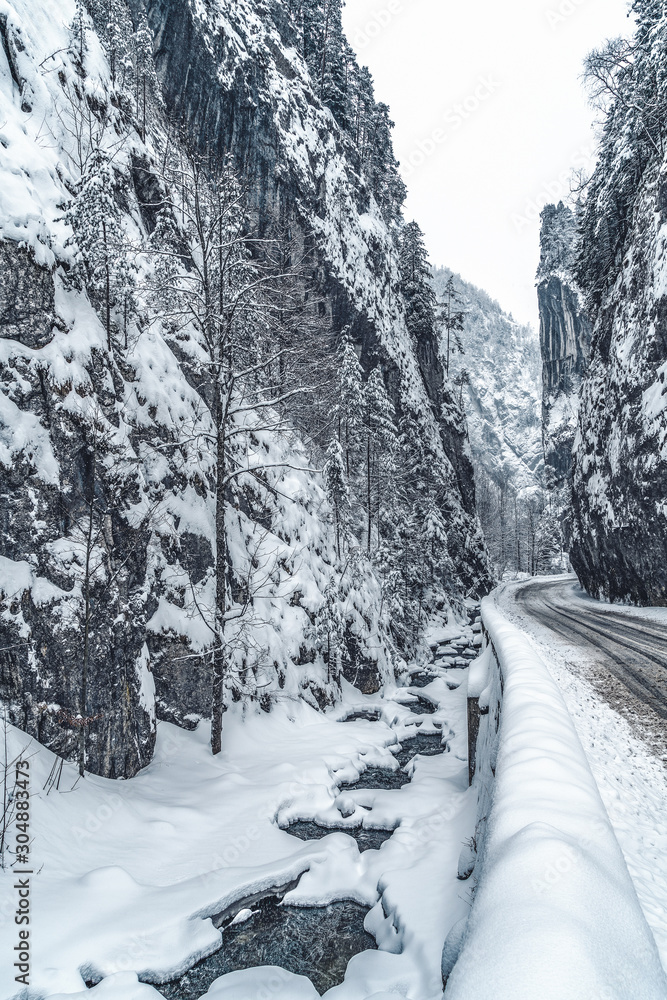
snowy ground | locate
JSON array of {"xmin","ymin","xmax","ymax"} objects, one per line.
[
  {"xmin": 498, "ymin": 577, "xmax": 667, "ymax": 972},
  {"xmin": 0, "ymin": 622, "xmax": 478, "ymax": 1000}
]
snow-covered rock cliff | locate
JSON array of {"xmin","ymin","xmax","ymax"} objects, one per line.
[
  {"xmin": 433, "ymin": 266, "xmax": 542, "ymax": 493},
  {"xmin": 0, "ymin": 0, "xmax": 491, "ymax": 776},
  {"xmin": 536, "ymin": 202, "xmax": 591, "ymax": 487},
  {"xmin": 570, "ymin": 4, "xmax": 667, "ymax": 603}
]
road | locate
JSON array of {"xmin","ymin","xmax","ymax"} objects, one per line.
[{"xmin": 516, "ymin": 577, "xmax": 667, "ymax": 720}]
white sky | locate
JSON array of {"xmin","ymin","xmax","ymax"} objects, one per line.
[{"xmin": 341, "ymin": 0, "xmax": 633, "ymax": 329}]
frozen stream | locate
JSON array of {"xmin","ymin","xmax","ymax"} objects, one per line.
[
  {"xmin": 153, "ymin": 898, "xmax": 376, "ymax": 999},
  {"xmin": 142, "ymin": 730, "xmax": 451, "ymax": 997}
]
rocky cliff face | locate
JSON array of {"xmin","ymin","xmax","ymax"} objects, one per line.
[
  {"xmin": 571, "ymin": 159, "xmax": 667, "ymax": 603},
  {"xmin": 569, "ymin": 5, "xmax": 667, "ymax": 604},
  {"xmin": 140, "ymin": 0, "xmax": 488, "ymax": 595},
  {"xmin": 536, "ymin": 203, "xmax": 591, "ymax": 486},
  {"xmin": 433, "ymin": 266, "xmax": 542, "ymax": 493},
  {"xmin": 0, "ymin": 0, "xmax": 491, "ymax": 777}
]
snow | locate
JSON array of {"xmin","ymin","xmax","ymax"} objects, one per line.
[
  {"xmin": 447, "ymin": 591, "xmax": 667, "ymax": 1000},
  {"xmin": 497, "ymin": 577, "xmax": 667, "ymax": 972},
  {"xmin": 0, "ymin": 390, "xmax": 59, "ymax": 486},
  {"xmin": 0, "ymin": 554, "xmax": 68, "ymax": 608},
  {"xmin": 432, "ymin": 267, "xmax": 543, "ymax": 492},
  {"xmin": 0, "ymin": 669, "xmax": 475, "ymax": 1000}
]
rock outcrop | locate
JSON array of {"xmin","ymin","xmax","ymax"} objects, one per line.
[{"xmin": 536, "ymin": 203, "xmax": 591, "ymax": 486}]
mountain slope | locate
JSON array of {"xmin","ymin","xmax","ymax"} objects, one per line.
[
  {"xmin": 432, "ymin": 266, "xmax": 546, "ymax": 574},
  {"xmin": 0, "ymin": 0, "xmax": 491, "ymax": 776},
  {"xmin": 433, "ymin": 266, "xmax": 542, "ymax": 491}
]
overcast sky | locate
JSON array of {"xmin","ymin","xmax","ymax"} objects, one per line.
[{"xmin": 341, "ymin": 0, "xmax": 633, "ymax": 329}]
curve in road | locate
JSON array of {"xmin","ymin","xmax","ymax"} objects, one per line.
[{"xmin": 516, "ymin": 578, "xmax": 667, "ymax": 720}]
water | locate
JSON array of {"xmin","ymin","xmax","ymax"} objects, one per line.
[
  {"xmin": 343, "ymin": 710, "xmax": 381, "ymax": 722},
  {"xmin": 284, "ymin": 820, "xmax": 394, "ymax": 852},
  {"xmin": 344, "ymin": 764, "xmax": 410, "ymax": 789},
  {"xmin": 150, "ymin": 897, "xmax": 377, "ymax": 999},
  {"xmin": 334, "ymin": 731, "xmax": 447, "ymax": 790},
  {"xmin": 408, "ymin": 671, "xmax": 437, "ymax": 688},
  {"xmin": 392, "ymin": 732, "xmax": 445, "ymax": 768},
  {"xmin": 413, "ymin": 695, "xmax": 437, "ymax": 715},
  {"xmin": 137, "ymin": 713, "xmax": 449, "ymax": 999}
]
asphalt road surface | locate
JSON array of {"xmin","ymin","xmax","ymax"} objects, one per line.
[{"xmin": 516, "ymin": 578, "xmax": 667, "ymax": 720}]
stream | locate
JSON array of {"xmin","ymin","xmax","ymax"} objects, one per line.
[
  {"xmin": 135, "ymin": 650, "xmax": 466, "ymax": 1000},
  {"xmin": 153, "ymin": 897, "xmax": 377, "ymax": 999}
]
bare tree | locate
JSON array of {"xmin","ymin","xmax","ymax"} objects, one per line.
[{"xmin": 147, "ymin": 146, "xmax": 326, "ymax": 754}]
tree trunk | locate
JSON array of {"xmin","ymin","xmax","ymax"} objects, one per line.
[
  {"xmin": 211, "ymin": 389, "xmax": 228, "ymax": 756},
  {"xmin": 103, "ymin": 220, "xmax": 111, "ymax": 353},
  {"xmin": 80, "ymin": 448, "xmax": 96, "ymax": 777},
  {"xmin": 367, "ymin": 435, "xmax": 372, "ymax": 554}
]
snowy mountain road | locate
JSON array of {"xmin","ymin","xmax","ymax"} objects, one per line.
[{"xmin": 516, "ymin": 578, "xmax": 667, "ymax": 720}]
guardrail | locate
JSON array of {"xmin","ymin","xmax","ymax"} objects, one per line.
[{"xmin": 445, "ymin": 593, "xmax": 667, "ymax": 999}]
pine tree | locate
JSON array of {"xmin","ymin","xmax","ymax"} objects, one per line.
[
  {"xmin": 69, "ymin": 0, "xmax": 89, "ymax": 68},
  {"xmin": 315, "ymin": 581, "xmax": 346, "ymax": 684},
  {"xmin": 103, "ymin": 1, "xmax": 129, "ymax": 90},
  {"xmin": 325, "ymin": 437, "xmax": 349, "ymax": 559},
  {"xmin": 65, "ymin": 144, "xmax": 136, "ymax": 353},
  {"xmin": 399, "ymin": 221, "xmax": 437, "ymax": 341},
  {"xmin": 338, "ymin": 331, "xmax": 364, "ymax": 475},
  {"xmin": 133, "ymin": 13, "xmax": 158, "ymax": 140},
  {"xmin": 440, "ymin": 276, "xmax": 466, "ymax": 376}
]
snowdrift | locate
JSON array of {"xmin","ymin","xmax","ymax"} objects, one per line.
[{"xmin": 446, "ymin": 594, "xmax": 667, "ymax": 999}]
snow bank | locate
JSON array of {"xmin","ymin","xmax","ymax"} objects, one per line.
[{"xmin": 446, "ymin": 596, "xmax": 667, "ymax": 1000}]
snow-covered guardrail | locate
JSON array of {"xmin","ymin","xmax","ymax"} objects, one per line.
[{"xmin": 444, "ymin": 593, "xmax": 667, "ymax": 1000}]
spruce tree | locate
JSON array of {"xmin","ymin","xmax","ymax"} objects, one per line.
[
  {"xmin": 65, "ymin": 145, "xmax": 136, "ymax": 353},
  {"xmin": 325, "ymin": 437, "xmax": 349, "ymax": 559},
  {"xmin": 440, "ymin": 276, "xmax": 466, "ymax": 376},
  {"xmin": 338, "ymin": 331, "xmax": 364, "ymax": 475},
  {"xmin": 399, "ymin": 221, "xmax": 437, "ymax": 341},
  {"xmin": 69, "ymin": 0, "xmax": 89, "ymax": 68}
]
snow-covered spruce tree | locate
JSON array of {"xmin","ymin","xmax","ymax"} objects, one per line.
[
  {"xmin": 314, "ymin": 581, "xmax": 346, "ymax": 685},
  {"xmin": 439, "ymin": 275, "xmax": 466, "ymax": 377},
  {"xmin": 324, "ymin": 438, "xmax": 350, "ymax": 560},
  {"xmin": 69, "ymin": 0, "xmax": 89, "ymax": 68},
  {"xmin": 103, "ymin": 1, "xmax": 131, "ymax": 90},
  {"xmin": 399, "ymin": 221, "xmax": 438, "ymax": 342},
  {"xmin": 132, "ymin": 10, "xmax": 159, "ymax": 142},
  {"xmin": 149, "ymin": 148, "xmax": 321, "ymax": 755},
  {"xmin": 362, "ymin": 367, "xmax": 398, "ymax": 555},
  {"xmin": 337, "ymin": 331, "xmax": 364, "ymax": 477},
  {"xmin": 65, "ymin": 142, "xmax": 136, "ymax": 353}
]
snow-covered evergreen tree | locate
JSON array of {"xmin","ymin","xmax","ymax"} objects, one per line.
[
  {"xmin": 65, "ymin": 144, "xmax": 136, "ymax": 353},
  {"xmin": 325, "ymin": 437, "xmax": 350, "ymax": 559},
  {"xmin": 337, "ymin": 331, "xmax": 364, "ymax": 476},
  {"xmin": 399, "ymin": 221, "xmax": 437, "ymax": 341}
]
